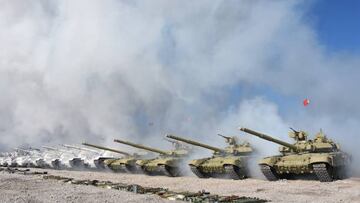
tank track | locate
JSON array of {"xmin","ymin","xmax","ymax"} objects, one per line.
[
  {"xmin": 190, "ymin": 166, "xmax": 208, "ymax": 178},
  {"xmin": 160, "ymin": 165, "xmax": 180, "ymax": 177},
  {"xmin": 136, "ymin": 165, "xmax": 152, "ymax": 175},
  {"xmin": 51, "ymin": 159, "xmax": 65, "ymax": 170},
  {"xmin": 313, "ymin": 163, "xmax": 333, "ymax": 182},
  {"xmin": 94, "ymin": 160, "xmax": 107, "ymax": 170},
  {"xmin": 224, "ymin": 165, "xmax": 246, "ymax": 180},
  {"xmin": 120, "ymin": 164, "xmax": 135, "ymax": 173},
  {"xmin": 260, "ymin": 165, "xmax": 279, "ymax": 181}
]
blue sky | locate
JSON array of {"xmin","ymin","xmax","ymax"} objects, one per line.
[
  {"xmin": 245, "ymin": 0, "xmax": 360, "ymax": 118},
  {"xmin": 308, "ymin": 0, "xmax": 360, "ymax": 53}
]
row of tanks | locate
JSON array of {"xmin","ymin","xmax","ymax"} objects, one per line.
[
  {"xmin": 81, "ymin": 127, "xmax": 351, "ymax": 182},
  {"xmin": 81, "ymin": 138, "xmax": 192, "ymax": 176},
  {"xmin": 0, "ymin": 145, "xmax": 122, "ymax": 170},
  {"xmin": 0, "ymin": 127, "xmax": 351, "ymax": 182}
]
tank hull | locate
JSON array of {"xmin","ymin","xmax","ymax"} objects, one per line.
[
  {"xmin": 93, "ymin": 157, "xmax": 117, "ymax": 170},
  {"xmin": 69, "ymin": 158, "xmax": 90, "ymax": 170},
  {"xmin": 107, "ymin": 158, "xmax": 138, "ymax": 173},
  {"xmin": 135, "ymin": 157, "xmax": 184, "ymax": 177},
  {"xmin": 189, "ymin": 156, "xmax": 249, "ymax": 179},
  {"xmin": 259, "ymin": 152, "xmax": 350, "ymax": 182}
]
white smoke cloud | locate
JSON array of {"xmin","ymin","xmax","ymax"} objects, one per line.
[
  {"xmin": 0, "ymin": 0, "xmax": 359, "ymax": 175},
  {"xmin": 218, "ymin": 97, "xmax": 290, "ymax": 155}
]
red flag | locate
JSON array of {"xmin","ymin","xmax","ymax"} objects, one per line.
[{"xmin": 303, "ymin": 99, "xmax": 310, "ymax": 106}]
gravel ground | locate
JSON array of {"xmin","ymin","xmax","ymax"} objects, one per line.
[
  {"xmin": 1, "ymin": 168, "xmax": 360, "ymax": 203},
  {"xmin": 0, "ymin": 171, "xmax": 171, "ymax": 203}
]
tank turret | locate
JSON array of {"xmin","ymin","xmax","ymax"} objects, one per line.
[
  {"xmin": 166, "ymin": 134, "xmax": 224, "ymax": 152},
  {"xmin": 113, "ymin": 139, "xmax": 169, "ymax": 155},
  {"xmin": 82, "ymin": 143, "xmax": 130, "ymax": 156},
  {"xmin": 239, "ymin": 128, "xmax": 299, "ymax": 152}
]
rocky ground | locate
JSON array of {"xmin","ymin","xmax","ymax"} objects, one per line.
[{"xmin": 1, "ymin": 168, "xmax": 360, "ymax": 203}]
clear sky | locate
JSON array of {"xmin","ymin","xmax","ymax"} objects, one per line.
[{"xmin": 308, "ymin": 0, "xmax": 360, "ymax": 53}]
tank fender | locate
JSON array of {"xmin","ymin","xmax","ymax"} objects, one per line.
[
  {"xmin": 258, "ymin": 157, "xmax": 278, "ymax": 167},
  {"xmin": 136, "ymin": 159, "xmax": 151, "ymax": 166},
  {"xmin": 189, "ymin": 158, "xmax": 209, "ymax": 167},
  {"xmin": 221, "ymin": 158, "xmax": 241, "ymax": 167},
  {"xmin": 121, "ymin": 159, "xmax": 136, "ymax": 165},
  {"xmin": 103, "ymin": 159, "xmax": 116, "ymax": 165},
  {"xmin": 310, "ymin": 156, "xmax": 332, "ymax": 165},
  {"xmin": 156, "ymin": 159, "xmax": 177, "ymax": 167}
]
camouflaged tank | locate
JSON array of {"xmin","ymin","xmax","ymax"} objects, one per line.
[
  {"xmin": 82, "ymin": 142, "xmax": 142, "ymax": 173},
  {"xmin": 113, "ymin": 139, "xmax": 191, "ymax": 177},
  {"xmin": 166, "ymin": 134, "xmax": 253, "ymax": 180},
  {"xmin": 240, "ymin": 127, "xmax": 351, "ymax": 182}
]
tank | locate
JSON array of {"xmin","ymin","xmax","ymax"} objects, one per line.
[
  {"xmin": 113, "ymin": 139, "xmax": 191, "ymax": 177},
  {"xmin": 240, "ymin": 127, "xmax": 351, "ymax": 182},
  {"xmin": 82, "ymin": 142, "xmax": 142, "ymax": 173},
  {"xmin": 166, "ymin": 134, "xmax": 253, "ymax": 180}
]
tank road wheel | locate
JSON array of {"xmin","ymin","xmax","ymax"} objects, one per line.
[
  {"xmin": 190, "ymin": 166, "xmax": 208, "ymax": 178},
  {"xmin": 313, "ymin": 163, "xmax": 333, "ymax": 182},
  {"xmin": 224, "ymin": 165, "xmax": 246, "ymax": 180},
  {"xmin": 160, "ymin": 165, "xmax": 181, "ymax": 177},
  {"xmin": 260, "ymin": 165, "xmax": 279, "ymax": 181}
]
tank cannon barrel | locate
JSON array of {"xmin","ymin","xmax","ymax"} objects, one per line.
[
  {"xmin": 166, "ymin": 134, "xmax": 223, "ymax": 152},
  {"xmin": 239, "ymin": 128, "xmax": 299, "ymax": 152},
  {"xmin": 113, "ymin": 139, "xmax": 169, "ymax": 155},
  {"xmin": 217, "ymin": 134, "xmax": 231, "ymax": 140},
  {"xmin": 62, "ymin": 144, "xmax": 100, "ymax": 154},
  {"xmin": 82, "ymin": 143, "xmax": 130, "ymax": 156},
  {"xmin": 14, "ymin": 148, "xmax": 31, "ymax": 153},
  {"xmin": 43, "ymin": 147, "xmax": 70, "ymax": 154},
  {"xmin": 42, "ymin": 146, "xmax": 57, "ymax": 151},
  {"xmin": 17, "ymin": 147, "xmax": 40, "ymax": 152}
]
